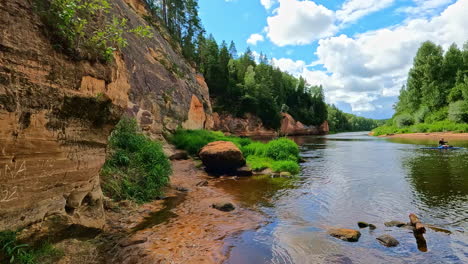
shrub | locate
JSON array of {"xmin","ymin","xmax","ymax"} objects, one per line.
[
  {"xmin": 246, "ymin": 156, "xmax": 272, "ymax": 171},
  {"xmin": 448, "ymin": 100, "xmax": 468, "ymax": 123},
  {"xmin": 101, "ymin": 117, "xmax": 171, "ymax": 203},
  {"xmin": 425, "ymin": 107, "xmax": 448, "ymax": 123},
  {"xmin": 265, "ymin": 138, "xmax": 299, "ymax": 161},
  {"xmin": 271, "ymin": 160, "xmax": 300, "ymax": 174},
  {"xmin": 394, "ymin": 113, "xmax": 414, "ymax": 128},
  {"xmin": 36, "ymin": 0, "xmax": 152, "ymax": 61},
  {"xmin": 241, "ymin": 142, "xmax": 268, "ymax": 157},
  {"xmin": 414, "ymin": 107, "xmax": 429, "ymax": 124}
]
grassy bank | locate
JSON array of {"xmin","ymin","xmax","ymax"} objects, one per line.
[
  {"xmin": 170, "ymin": 130, "xmax": 300, "ymax": 174},
  {"xmin": 372, "ymin": 121, "xmax": 468, "ymax": 136},
  {"xmin": 101, "ymin": 118, "xmax": 172, "ymax": 204}
]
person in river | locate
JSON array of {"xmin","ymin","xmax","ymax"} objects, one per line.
[{"xmin": 438, "ymin": 138, "xmax": 449, "ymax": 148}]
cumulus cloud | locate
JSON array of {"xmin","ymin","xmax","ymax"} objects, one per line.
[
  {"xmin": 265, "ymin": 0, "xmax": 337, "ymax": 46},
  {"xmin": 260, "ymin": 0, "xmax": 277, "ymax": 10},
  {"xmin": 273, "ymin": 0, "xmax": 468, "ymax": 112},
  {"xmin": 247, "ymin": 33, "xmax": 265, "ymax": 45}
]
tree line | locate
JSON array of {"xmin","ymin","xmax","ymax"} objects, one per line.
[
  {"xmin": 393, "ymin": 41, "xmax": 468, "ymax": 127},
  {"xmin": 327, "ymin": 105, "xmax": 384, "ymax": 132}
]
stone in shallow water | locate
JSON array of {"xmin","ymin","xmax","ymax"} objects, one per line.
[
  {"xmin": 357, "ymin": 221, "xmax": 369, "ymax": 228},
  {"xmin": 377, "ymin": 234, "xmax": 399, "ymax": 247},
  {"xmin": 384, "ymin": 221, "xmax": 406, "ymax": 227},
  {"xmin": 328, "ymin": 228, "xmax": 361, "ymax": 242},
  {"xmin": 368, "ymin": 224, "xmax": 377, "ymax": 230},
  {"xmin": 212, "ymin": 202, "xmax": 235, "ymax": 212}
]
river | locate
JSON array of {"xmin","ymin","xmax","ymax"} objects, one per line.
[{"xmin": 217, "ymin": 132, "xmax": 468, "ymax": 264}]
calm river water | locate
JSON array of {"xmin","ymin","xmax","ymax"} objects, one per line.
[{"xmin": 217, "ymin": 132, "xmax": 468, "ymax": 264}]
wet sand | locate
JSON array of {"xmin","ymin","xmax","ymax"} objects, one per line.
[
  {"xmin": 378, "ymin": 132, "xmax": 468, "ymax": 140},
  {"xmin": 108, "ymin": 159, "xmax": 264, "ymax": 264}
]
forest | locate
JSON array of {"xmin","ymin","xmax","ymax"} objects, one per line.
[
  {"xmin": 373, "ymin": 41, "xmax": 468, "ymax": 135},
  {"xmin": 143, "ymin": 0, "xmax": 387, "ymax": 131}
]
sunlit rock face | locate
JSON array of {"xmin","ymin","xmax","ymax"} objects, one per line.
[{"xmin": 0, "ymin": 0, "xmax": 212, "ymax": 232}]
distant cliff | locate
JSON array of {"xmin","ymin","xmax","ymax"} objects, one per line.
[
  {"xmin": 0, "ymin": 0, "xmax": 213, "ymax": 232},
  {"xmin": 213, "ymin": 112, "xmax": 329, "ymax": 137}
]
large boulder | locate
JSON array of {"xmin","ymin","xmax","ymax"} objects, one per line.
[{"xmin": 199, "ymin": 141, "xmax": 245, "ymax": 173}]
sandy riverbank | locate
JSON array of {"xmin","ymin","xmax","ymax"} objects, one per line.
[
  {"xmin": 107, "ymin": 159, "xmax": 264, "ymax": 264},
  {"xmin": 378, "ymin": 132, "xmax": 468, "ymax": 140}
]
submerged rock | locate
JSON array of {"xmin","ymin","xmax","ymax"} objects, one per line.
[
  {"xmin": 357, "ymin": 221, "xmax": 369, "ymax": 228},
  {"xmin": 199, "ymin": 141, "xmax": 245, "ymax": 173},
  {"xmin": 369, "ymin": 224, "xmax": 377, "ymax": 230},
  {"xmin": 328, "ymin": 228, "xmax": 361, "ymax": 242},
  {"xmin": 236, "ymin": 166, "xmax": 253, "ymax": 177},
  {"xmin": 384, "ymin": 221, "xmax": 406, "ymax": 227},
  {"xmin": 280, "ymin": 172, "xmax": 293, "ymax": 178},
  {"xmin": 212, "ymin": 202, "xmax": 235, "ymax": 212},
  {"xmin": 377, "ymin": 234, "xmax": 399, "ymax": 247}
]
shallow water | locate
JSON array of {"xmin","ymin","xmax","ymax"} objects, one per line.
[{"xmin": 218, "ymin": 132, "xmax": 468, "ymax": 264}]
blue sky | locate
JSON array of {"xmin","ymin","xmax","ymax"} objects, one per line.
[{"xmin": 197, "ymin": 0, "xmax": 468, "ymax": 119}]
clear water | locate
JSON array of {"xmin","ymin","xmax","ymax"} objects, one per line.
[{"xmin": 218, "ymin": 132, "xmax": 468, "ymax": 264}]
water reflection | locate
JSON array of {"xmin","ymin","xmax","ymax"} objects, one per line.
[{"xmin": 220, "ymin": 132, "xmax": 468, "ymax": 264}]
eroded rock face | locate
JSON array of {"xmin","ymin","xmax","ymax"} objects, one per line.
[
  {"xmin": 213, "ymin": 112, "xmax": 329, "ymax": 137},
  {"xmin": 199, "ymin": 141, "xmax": 245, "ymax": 173},
  {"xmin": 0, "ymin": 0, "xmax": 213, "ymax": 233},
  {"xmin": 212, "ymin": 113, "xmax": 277, "ymax": 137},
  {"xmin": 280, "ymin": 113, "xmax": 329, "ymax": 136}
]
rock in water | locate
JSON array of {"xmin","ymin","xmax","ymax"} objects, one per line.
[
  {"xmin": 328, "ymin": 228, "xmax": 361, "ymax": 242},
  {"xmin": 357, "ymin": 221, "xmax": 369, "ymax": 228},
  {"xmin": 368, "ymin": 224, "xmax": 377, "ymax": 230},
  {"xmin": 384, "ymin": 221, "xmax": 406, "ymax": 227},
  {"xmin": 236, "ymin": 166, "xmax": 253, "ymax": 177},
  {"xmin": 212, "ymin": 202, "xmax": 235, "ymax": 212},
  {"xmin": 377, "ymin": 234, "xmax": 399, "ymax": 247},
  {"xmin": 199, "ymin": 141, "xmax": 245, "ymax": 173}
]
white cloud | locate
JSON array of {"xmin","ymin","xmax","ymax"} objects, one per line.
[
  {"xmin": 271, "ymin": 58, "xmax": 306, "ymax": 75},
  {"xmin": 260, "ymin": 0, "xmax": 277, "ymax": 10},
  {"xmin": 399, "ymin": 0, "xmax": 455, "ymax": 17},
  {"xmin": 247, "ymin": 33, "xmax": 265, "ymax": 45},
  {"xmin": 272, "ymin": 0, "xmax": 468, "ymax": 112},
  {"xmin": 265, "ymin": 0, "xmax": 337, "ymax": 46},
  {"xmin": 337, "ymin": 0, "xmax": 395, "ymax": 24}
]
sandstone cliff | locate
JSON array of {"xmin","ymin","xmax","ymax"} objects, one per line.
[
  {"xmin": 0, "ymin": 0, "xmax": 213, "ymax": 233},
  {"xmin": 213, "ymin": 112, "xmax": 329, "ymax": 137}
]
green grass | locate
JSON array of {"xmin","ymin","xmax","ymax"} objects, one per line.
[
  {"xmin": 0, "ymin": 231, "xmax": 63, "ymax": 264},
  {"xmin": 170, "ymin": 130, "xmax": 301, "ymax": 174},
  {"xmin": 372, "ymin": 120, "xmax": 468, "ymax": 136},
  {"xmin": 101, "ymin": 117, "xmax": 172, "ymax": 204}
]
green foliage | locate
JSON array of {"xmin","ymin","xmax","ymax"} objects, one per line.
[
  {"xmin": 101, "ymin": 118, "xmax": 171, "ymax": 203},
  {"xmin": 372, "ymin": 121, "xmax": 468, "ymax": 136},
  {"xmin": 271, "ymin": 160, "xmax": 300, "ymax": 174},
  {"xmin": 327, "ymin": 104, "xmax": 383, "ymax": 132},
  {"xmin": 0, "ymin": 231, "xmax": 63, "ymax": 264},
  {"xmin": 246, "ymin": 156, "xmax": 273, "ymax": 171},
  {"xmin": 264, "ymin": 138, "xmax": 299, "ymax": 161},
  {"xmin": 37, "ymin": 0, "xmax": 152, "ymax": 61},
  {"xmin": 394, "ymin": 113, "xmax": 414, "ymax": 128},
  {"xmin": 448, "ymin": 100, "xmax": 468, "ymax": 123},
  {"xmin": 170, "ymin": 130, "xmax": 301, "ymax": 174},
  {"xmin": 378, "ymin": 40, "xmax": 468, "ymax": 134},
  {"xmin": 170, "ymin": 129, "xmax": 252, "ymax": 155}
]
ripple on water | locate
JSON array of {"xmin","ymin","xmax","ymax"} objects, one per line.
[{"xmin": 222, "ymin": 132, "xmax": 468, "ymax": 264}]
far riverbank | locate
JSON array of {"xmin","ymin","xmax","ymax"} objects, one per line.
[{"xmin": 376, "ymin": 132, "xmax": 468, "ymax": 140}]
